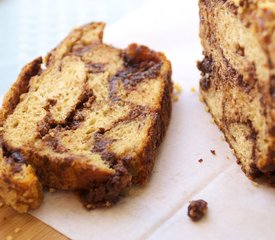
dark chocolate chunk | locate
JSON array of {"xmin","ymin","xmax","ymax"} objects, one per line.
[
  {"xmin": 197, "ymin": 56, "xmax": 213, "ymax": 75},
  {"xmin": 200, "ymin": 76, "xmax": 211, "ymax": 91},
  {"xmin": 210, "ymin": 150, "xmax": 216, "ymax": 155},
  {"xmin": 188, "ymin": 199, "xmax": 208, "ymax": 222},
  {"xmin": 11, "ymin": 151, "xmax": 26, "ymax": 164}
]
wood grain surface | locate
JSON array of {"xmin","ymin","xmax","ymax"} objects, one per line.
[{"xmin": 0, "ymin": 204, "xmax": 68, "ymax": 240}]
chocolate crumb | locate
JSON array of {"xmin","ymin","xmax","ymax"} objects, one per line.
[
  {"xmin": 188, "ymin": 199, "xmax": 208, "ymax": 222},
  {"xmin": 210, "ymin": 150, "xmax": 216, "ymax": 155},
  {"xmin": 198, "ymin": 159, "xmax": 203, "ymax": 163}
]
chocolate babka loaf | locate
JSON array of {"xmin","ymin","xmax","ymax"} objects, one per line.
[
  {"xmin": 198, "ymin": 0, "xmax": 275, "ymax": 182},
  {"xmin": 0, "ymin": 22, "xmax": 172, "ymax": 213}
]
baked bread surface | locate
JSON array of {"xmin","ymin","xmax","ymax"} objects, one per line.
[
  {"xmin": 198, "ymin": 0, "xmax": 275, "ymax": 182},
  {"xmin": 0, "ymin": 22, "xmax": 172, "ymax": 212}
]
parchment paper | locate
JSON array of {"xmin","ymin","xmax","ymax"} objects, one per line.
[{"xmin": 2, "ymin": 1, "xmax": 275, "ymax": 239}]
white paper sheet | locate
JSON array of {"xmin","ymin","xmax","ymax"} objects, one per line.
[{"xmin": 2, "ymin": 1, "xmax": 275, "ymax": 239}]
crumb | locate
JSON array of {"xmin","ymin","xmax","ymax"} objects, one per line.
[
  {"xmin": 252, "ymin": 181, "xmax": 259, "ymax": 187},
  {"xmin": 199, "ymin": 96, "xmax": 204, "ymax": 102},
  {"xmin": 172, "ymin": 95, "xmax": 179, "ymax": 102},
  {"xmin": 210, "ymin": 150, "xmax": 216, "ymax": 155},
  {"xmin": 188, "ymin": 199, "xmax": 208, "ymax": 222},
  {"xmin": 173, "ymin": 82, "xmax": 183, "ymax": 94},
  {"xmin": 173, "ymin": 83, "xmax": 182, "ymax": 102},
  {"xmin": 86, "ymin": 204, "xmax": 93, "ymax": 209},
  {"xmin": 190, "ymin": 87, "xmax": 196, "ymax": 93},
  {"xmin": 6, "ymin": 236, "xmax": 13, "ymax": 240},
  {"xmin": 198, "ymin": 159, "xmax": 203, "ymax": 163},
  {"xmin": 205, "ymin": 106, "xmax": 210, "ymax": 112},
  {"xmin": 14, "ymin": 228, "xmax": 21, "ymax": 234},
  {"xmin": 49, "ymin": 188, "xmax": 56, "ymax": 193},
  {"xmin": 226, "ymin": 156, "xmax": 230, "ymax": 160},
  {"xmin": 0, "ymin": 202, "xmax": 4, "ymax": 208}
]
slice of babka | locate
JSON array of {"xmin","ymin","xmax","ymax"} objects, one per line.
[
  {"xmin": 198, "ymin": 0, "xmax": 275, "ymax": 182},
  {"xmin": 0, "ymin": 22, "xmax": 172, "ymax": 213}
]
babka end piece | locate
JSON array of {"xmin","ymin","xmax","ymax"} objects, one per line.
[{"xmin": 198, "ymin": 0, "xmax": 275, "ymax": 181}]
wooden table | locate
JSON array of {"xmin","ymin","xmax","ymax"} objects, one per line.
[{"xmin": 0, "ymin": 204, "xmax": 68, "ymax": 240}]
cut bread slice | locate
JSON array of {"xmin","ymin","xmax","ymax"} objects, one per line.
[
  {"xmin": 0, "ymin": 57, "xmax": 43, "ymax": 213},
  {"xmin": 0, "ymin": 22, "xmax": 172, "ymax": 212},
  {"xmin": 198, "ymin": 0, "xmax": 275, "ymax": 182}
]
